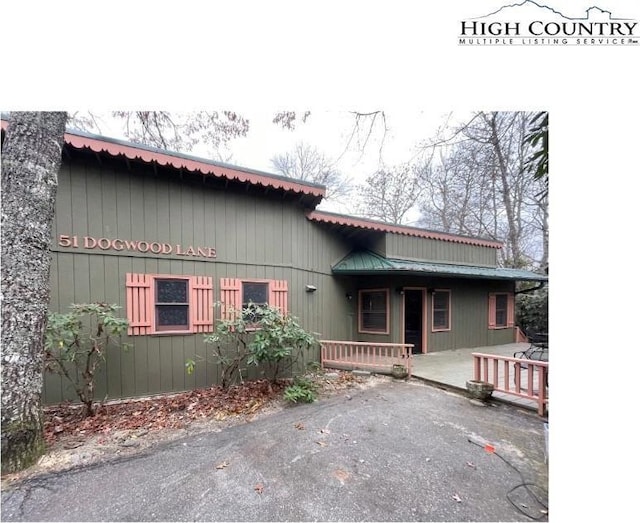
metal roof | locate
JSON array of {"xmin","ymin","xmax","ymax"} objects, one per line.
[
  {"xmin": 0, "ymin": 117, "xmax": 326, "ymax": 204},
  {"xmin": 332, "ymin": 250, "xmax": 548, "ymax": 281},
  {"xmin": 307, "ymin": 210, "xmax": 503, "ymax": 249}
]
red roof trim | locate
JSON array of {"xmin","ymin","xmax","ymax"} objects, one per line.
[
  {"xmin": 1, "ymin": 119, "xmax": 325, "ymax": 199},
  {"xmin": 306, "ymin": 210, "xmax": 503, "ymax": 249}
]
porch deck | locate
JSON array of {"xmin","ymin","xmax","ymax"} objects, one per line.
[{"xmin": 411, "ymin": 342, "xmax": 543, "ymax": 413}]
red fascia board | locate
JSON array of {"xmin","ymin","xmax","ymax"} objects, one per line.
[
  {"xmin": 1, "ymin": 119, "xmax": 325, "ymax": 199},
  {"xmin": 306, "ymin": 210, "xmax": 503, "ymax": 249}
]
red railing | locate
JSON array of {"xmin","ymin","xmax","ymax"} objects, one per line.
[
  {"xmin": 320, "ymin": 340, "xmax": 413, "ymax": 377},
  {"xmin": 472, "ymin": 352, "xmax": 548, "ymax": 416},
  {"xmin": 515, "ymin": 326, "xmax": 529, "ymax": 343}
]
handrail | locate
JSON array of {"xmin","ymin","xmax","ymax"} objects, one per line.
[
  {"xmin": 320, "ymin": 340, "xmax": 414, "ymax": 348},
  {"xmin": 472, "ymin": 352, "xmax": 548, "ymax": 416},
  {"xmin": 320, "ymin": 340, "xmax": 413, "ymax": 377},
  {"xmin": 515, "ymin": 326, "xmax": 529, "ymax": 343}
]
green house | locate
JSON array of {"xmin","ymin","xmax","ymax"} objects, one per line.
[{"xmin": 1, "ymin": 119, "xmax": 547, "ymax": 403}]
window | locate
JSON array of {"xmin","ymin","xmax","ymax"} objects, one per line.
[
  {"xmin": 495, "ymin": 294, "xmax": 508, "ymax": 327},
  {"xmin": 242, "ymin": 281, "xmax": 268, "ymax": 322},
  {"xmin": 488, "ymin": 292, "xmax": 515, "ymax": 329},
  {"xmin": 431, "ymin": 290, "xmax": 451, "ymax": 332},
  {"xmin": 359, "ymin": 289, "xmax": 389, "ymax": 334},
  {"xmin": 219, "ymin": 278, "xmax": 288, "ymax": 322},
  {"xmin": 155, "ymin": 279, "xmax": 189, "ymax": 331},
  {"xmin": 125, "ymin": 273, "xmax": 213, "ymax": 335}
]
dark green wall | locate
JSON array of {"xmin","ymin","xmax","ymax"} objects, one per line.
[
  {"xmin": 46, "ymin": 158, "xmax": 353, "ymax": 403},
  {"xmin": 385, "ymin": 234, "xmax": 497, "ymax": 266},
  {"xmin": 347, "ymin": 275, "xmax": 515, "ymax": 352},
  {"xmin": 46, "ymin": 155, "xmax": 516, "ymax": 404}
]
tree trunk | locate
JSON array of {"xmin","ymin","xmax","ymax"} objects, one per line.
[
  {"xmin": 485, "ymin": 112, "xmax": 522, "ymax": 267},
  {"xmin": 1, "ymin": 111, "xmax": 67, "ymax": 473},
  {"xmin": 540, "ymin": 196, "xmax": 549, "ymax": 271}
]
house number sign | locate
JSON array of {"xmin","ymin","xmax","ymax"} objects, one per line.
[{"xmin": 57, "ymin": 235, "xmax": 217, "ymax": 259}]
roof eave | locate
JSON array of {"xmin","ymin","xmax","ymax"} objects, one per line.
[
  {"xmin": 307, "ymin": 210, "xmax": 503, "ymax": 249},
  {"xmin": 1, "ymin": 117, "xmax": 326, "ymax": 204},
  {"xmin": 332, "ymin": 267, "xmax": 547, "ymax": 281}
]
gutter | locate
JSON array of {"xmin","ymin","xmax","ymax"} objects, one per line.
[{"xmin": 515, "ymin": 281, "xmax": 546, "ymax": 295}]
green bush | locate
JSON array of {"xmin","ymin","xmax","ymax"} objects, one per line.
[
  {"xmin": 197, "ymin": 303, "xmax": 318, "ymax": 388},
  {"xmin": 516, "ymin": 285, "xmax": 548, "ymax": 336},
  {"xmin": 247, "ymin": 305, "xmax": 317, "ymax": 381},
  {"xmin": 44, "ymin": 303, "xmax": 130, "ymax": 417},
  {"xmin": 283, "ymin": 376, "xmax": 318, "ymax": 404}
]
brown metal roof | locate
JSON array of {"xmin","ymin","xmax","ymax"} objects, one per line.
[
  {"xmin": 306, "ymin": 210, "xmax": 504, "ymax": 249},
  {"xmin": 1, "ymin": 118, "xmax": 326, "ymax": 204}
]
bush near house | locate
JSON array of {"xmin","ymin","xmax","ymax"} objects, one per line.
[
  {"xmin": 192, "ymin": 304, "xmax": 319, "ymax": 389},
  {"xmin": 283, "ymin": 375, "xmax": 318, "ymax": 404},
  {"xmin": 516, "ymin": 285, "xmax": 548, "ymax": 337},
  {"xmin": 44, "ymin": 303, "xmax": 130, "ymax": 417}
]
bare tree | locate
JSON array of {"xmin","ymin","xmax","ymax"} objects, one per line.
[
  {"xmin": 271, "ymin": 142, "xmax": 352, "ymax": 201},
  {"xmin": 420, "ymin": 145, "xmax": 495, "ymax": 236},
  {"xmin": 68, "ymin": 111, "xmax": 250, "ymax": 158},
  {"xmin": 272, "ymin": 111, "xmax": 311, "ymax": 130},
  {"xmin": 418, "ymin": 111, "xmax": 548, "ymax": 269},
  {"xmin": 1, "ymin": 111, "xmax": 68, "ymax": 473},
  {"xmin": 356, "ymin": 162, "xmax": 429, "ymax": 225}
]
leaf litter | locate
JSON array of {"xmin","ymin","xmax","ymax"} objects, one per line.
[{"xmin": 2, "ymin": 371, "xmax": 387, "ymax": 486}]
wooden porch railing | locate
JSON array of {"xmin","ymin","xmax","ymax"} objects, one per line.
[
  {"xmin": 320, "ymin": 340, "xmax": 413, "ymax": 378},
  {"xmin": 515, "ymin": 326, "xmax": 529, "ymax": 343},
  {"xmin": 472, "ymin": 352, "xmax": 549, "ymax": 416}
]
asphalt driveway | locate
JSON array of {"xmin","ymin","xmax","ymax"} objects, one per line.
[{"xmin": 1, "ymin": 380, "xmax": 548, "ymax": 522}]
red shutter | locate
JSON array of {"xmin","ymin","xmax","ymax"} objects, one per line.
[
  {"xmin": 507, "ymin": 293, "xmax": 515, "ymax": 328},
  {"xmin": 488, "ymin": 293, "xmax": 496, "ymax": 329},
  {"xmin": 220, "ymin": 278, "xmax": 242, "ymax": 321},
  {"xmin": 269, "ymin": 279, "xmax": 288, "ymax": 315},
  {"xmin": 191, "ymin": 276, "xmax": 214, "ymax": 333},
  {"xmin": 126, "ymin": 273, "xmax": 153, "ymax": 335}
]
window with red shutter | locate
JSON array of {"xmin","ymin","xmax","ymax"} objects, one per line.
[
  {"xmin": 126, "ymin": 273, "xmax": 213, "ymax": 335},
  {"xmin": 219, "ymin": 278, "xmax": 289, "ymax": 324},
  {"xmin": 488, "ymin": 292, "xmax": 514, "ymax": 329}
]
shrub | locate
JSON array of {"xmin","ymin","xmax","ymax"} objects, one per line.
[
  {"xmin": 516, "ymin": 285, "xmax": 548, "ymax": 336},
  {"xmin": 44, "ymin": 303, "xmax": 130, "ymax": 417},
  {"xmin": 247, "ymin": 305, "xmax": 317, "ymax": 382},
  {"xmin": 197, "ymin": 303, "xmax": 318, "ymax": 388},
  {"xmin": 283, "ymin": 375, "xmax": 318, "ymax": 404}
]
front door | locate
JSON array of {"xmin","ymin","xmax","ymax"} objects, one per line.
[{"xmin": 404, "ymin": 289, "xmax": 425, "ymax": 354}]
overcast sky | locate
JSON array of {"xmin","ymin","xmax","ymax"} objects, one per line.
[
  {"xmin": 87, "ymin": 109, "xmax": 471, "ymax": 219},
  {"xmin": 90, "ymin": 109, "xmax": 463, "ymax": 183}
]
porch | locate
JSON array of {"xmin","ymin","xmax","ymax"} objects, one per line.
[
  {"xmin": 411, "ymin": 342, "xmax": 547, "ymax": 415},
  {"xmin": 320, "ymin": 340, "xmax": 548, "ymax": 416}
]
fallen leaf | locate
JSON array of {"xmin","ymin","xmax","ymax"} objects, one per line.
[
  {"xmin": 316, "ymin": 440, "xmax": 328, "ymax": 447},
  {"xmin": 332, "ymin": 469, "xmax": 350, "ymax": 484},
  {"xmin": 294, "ymin": 422, "xmax": 305, "ymax": 430},
  {"xmin": 254, "ymin": 483, "xmax": 264, "ymax": 494},
  {"xmin": 215, "ymin": 461, "xmax": 229, "ymax": 470},
  {"xmin": 452, "ymin": 494, "xmax": 462, "ymax": 503}
]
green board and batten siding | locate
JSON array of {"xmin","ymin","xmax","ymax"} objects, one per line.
[
  {"xmin": 349, "ymin": 275, "xmax": 514, "ymax": 352},
  {"xmin": 46, "ymin": 159, "xmax": 352, "ymax": 404},
  {"xmin": 384, "ymin": 234, "xmax": 497, "ymax": 267}
]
